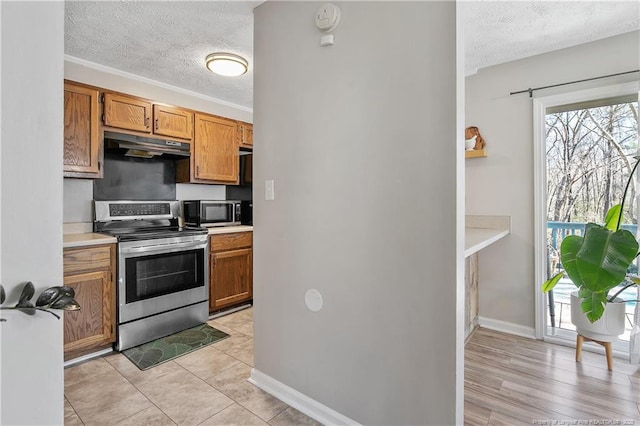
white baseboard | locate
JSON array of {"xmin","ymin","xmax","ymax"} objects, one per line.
[
  {"xmin": 249, "ymin": 368, "xmax": 360, "ymax": 426},
  {"xmin": 478, "ymin": 316, "xmax": 536, "ymax": 339}
]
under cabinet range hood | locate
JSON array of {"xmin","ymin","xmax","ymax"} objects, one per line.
[{"xmin": 104, "ymin": 131, "xmax": 190, "ymax": 158}]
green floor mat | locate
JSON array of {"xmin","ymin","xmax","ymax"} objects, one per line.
[{"xmin": 122, "ymin": 324, "xmax": 229, "ymax": 370}]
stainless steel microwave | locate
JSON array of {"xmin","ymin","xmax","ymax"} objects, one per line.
[{"xmin": 182, "ymin": 200, "xmax": 241, "ymax": 227}]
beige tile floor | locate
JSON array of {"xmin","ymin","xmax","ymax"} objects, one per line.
[{"xmin": 64, "ymin": 307, "xmax": 321, "ymax": 426}]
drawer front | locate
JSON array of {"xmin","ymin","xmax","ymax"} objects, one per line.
[
  {"xmin": 210, "ymin": 232, "xmax": 252, "ymax": 252},
  {"xmin": 63, "ymin": 245, "xmax": 113, "ymax": 275}
]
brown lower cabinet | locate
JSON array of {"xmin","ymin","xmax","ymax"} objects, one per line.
[
  {"xmin": 209, "ymin": 231, "xmax": 253, "ymax": 312},
  {"xmin": 63, "ymin": 244, "xmax": 116, "ymax": 360}
]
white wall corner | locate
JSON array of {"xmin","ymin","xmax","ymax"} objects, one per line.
[
  {"xmin": 249, "ymin": 369, "xmax": 360, "ymax": 426},
  {"xmin": 455, "ymin": 1, "xmax": 466, "ymax": 424},
  {"xmin": 1, "ymin": 1, "xmax": 64, "ymax": 424}
]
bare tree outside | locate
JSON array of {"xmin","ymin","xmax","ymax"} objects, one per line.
[{"xmin": 546, "ymin": 101, "xmax": 639, "ymax": 225}]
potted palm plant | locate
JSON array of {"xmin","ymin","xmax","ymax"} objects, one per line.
[{"xmin": 543, "ymin": 159, "xmax": 640, "ymax": 341}]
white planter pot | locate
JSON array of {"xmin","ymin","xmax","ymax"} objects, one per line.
[{"xmin": 570, "ymin": 291, "xmax": 626, "ymax": 342}]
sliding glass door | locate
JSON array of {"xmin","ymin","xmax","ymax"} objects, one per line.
[{"xmin": 534, "ymin": 83, "xmax": 638, "ymax": 353}]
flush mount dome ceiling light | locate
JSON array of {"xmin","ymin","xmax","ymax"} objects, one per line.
[{"xmin": 205, "ymin": 52, "xmax": 248, "ymax": 77}]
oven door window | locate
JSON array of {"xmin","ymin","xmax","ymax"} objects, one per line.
[{"xmin": 125, "ymin": 249, "xmax": 204, "ymax": 303}]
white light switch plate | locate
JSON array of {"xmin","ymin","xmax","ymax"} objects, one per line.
[{"xmin": 265, "ymin": 179, "xmax": 275, "ymax": 201}]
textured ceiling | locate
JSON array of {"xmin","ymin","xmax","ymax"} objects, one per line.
[
  {"xmin": 65, "ymin": 1, "xmax": 260, "ymax": 108},
  {"xmin": 462, "ymin": 1, "xmax": 640, "ymax": 75},
  {"xmin": 65, "ymin": 1, "xmax": 640, "ymax": 110}
]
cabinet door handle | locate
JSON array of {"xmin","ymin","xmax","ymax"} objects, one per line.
[
  {"xmin": 196, "ymin": 165, "xmax": 200, "ymax": 177},
  {"xmin": 144, "ymin": 117, "xmax": 149, "ymax": 128},
  {"xmin": 155, "ymin": 118, "xmax": 158, "ymax": 131}
]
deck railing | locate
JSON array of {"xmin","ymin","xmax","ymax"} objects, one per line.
[
  {"xmin": 547, "ymin": 221, "xmax": 638, "ymax": 253},
  {"xmin": 548, "ymin": 221, "xmax": 638, "ymax": 274}
]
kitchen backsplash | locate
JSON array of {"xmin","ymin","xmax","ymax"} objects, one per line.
[
  {"xmin": 94, "ymin": 154, "xmax": 177, "ymax": 201},
  {"xmin": 63, "ymin": 178, "xmax": 226, "ymax": 223}
]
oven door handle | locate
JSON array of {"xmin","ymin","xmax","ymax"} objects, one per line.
[{"xmin": 121, "ymin": 240, "xmax": 207, "ymax": 254}]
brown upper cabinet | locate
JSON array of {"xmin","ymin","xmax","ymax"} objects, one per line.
[
  {"xmin": 64, "ymin": 80, "xmax": 250, "ymax": 184},
  {"xmin": 103, "ymin": 92, "xmax": 193, "ymax": 140},
  {"xmin": 177, "ymin": 113, "xmax": 239, "ymax": 184},
  {"xmin": 63, "ymin": 82, "xmax": 102, "ymax": 178},
  {"xmin": 153, "ymin": 105, "xmax": 194, "ymax": 140},
  {"xmin": 237, "ymin": 121, "xmax": 253, "ymax": 149},
  {"xmin": 103, "ymin": 93, "xmax": 152, "ymax": 133}
]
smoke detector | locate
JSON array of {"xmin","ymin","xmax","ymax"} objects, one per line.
[{"xmin": 315, "ymin": 3, "xmax": 341, "ymax": 32}]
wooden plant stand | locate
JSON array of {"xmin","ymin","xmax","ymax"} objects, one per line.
[{"xmin": 575, "ymin": 334, "xmax": 613, "ymax": 371}]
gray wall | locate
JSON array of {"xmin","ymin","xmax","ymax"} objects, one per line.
[
  {"xmin": 1, "ymin": 2, "xmax": 65, "ymax": 424},
  {"xmin": 64, "ymin": 179, "xmax": 94, "ymax": 223},
  {"xmin": 253, "ymin": 2, "xmax": 459, "ymax": 424},
  {"xmin": 176, "ymin": 183, "xmax": 226, "ymax": 202},
  {"xmin": 466, "ymin": 31, "xmax": 640, "ymax": 331}
]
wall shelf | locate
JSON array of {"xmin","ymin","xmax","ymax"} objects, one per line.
[{"xmin": 465, "ymin": 148, "xmax": 487, "ymax": 158}]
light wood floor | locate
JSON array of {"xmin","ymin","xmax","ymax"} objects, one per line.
[{"xmin": 465, "ymin": 328, "xmax": 640, "ymax": 425}]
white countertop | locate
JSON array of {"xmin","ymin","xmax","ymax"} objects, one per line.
[
  {"xmin": 63, "ymin": 233, "xmax": 117, "ymax": 249},
  {"xmin": 207, "ymin": 225, "xmax": 253, "ymax": 235},
  {"xmin": 465, "ymin": 215, "xmax": 510, "ymax": 257},
  {"xmin": 62, "ymin": 225, "xmax": 253, "ymax": 248}
]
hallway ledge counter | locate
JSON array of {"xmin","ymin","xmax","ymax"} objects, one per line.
[
  {"xmin": 464, "ymin": 215, "xmax": 510, "ymax": 340},
  {"xmin": 465, "ymin": 215, "xmax": 511, "ymax": 257}
]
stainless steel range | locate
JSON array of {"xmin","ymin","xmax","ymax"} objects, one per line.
[{"xmin": 94, "ymin": 200, "xmax": 209, "ymax": 351}]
